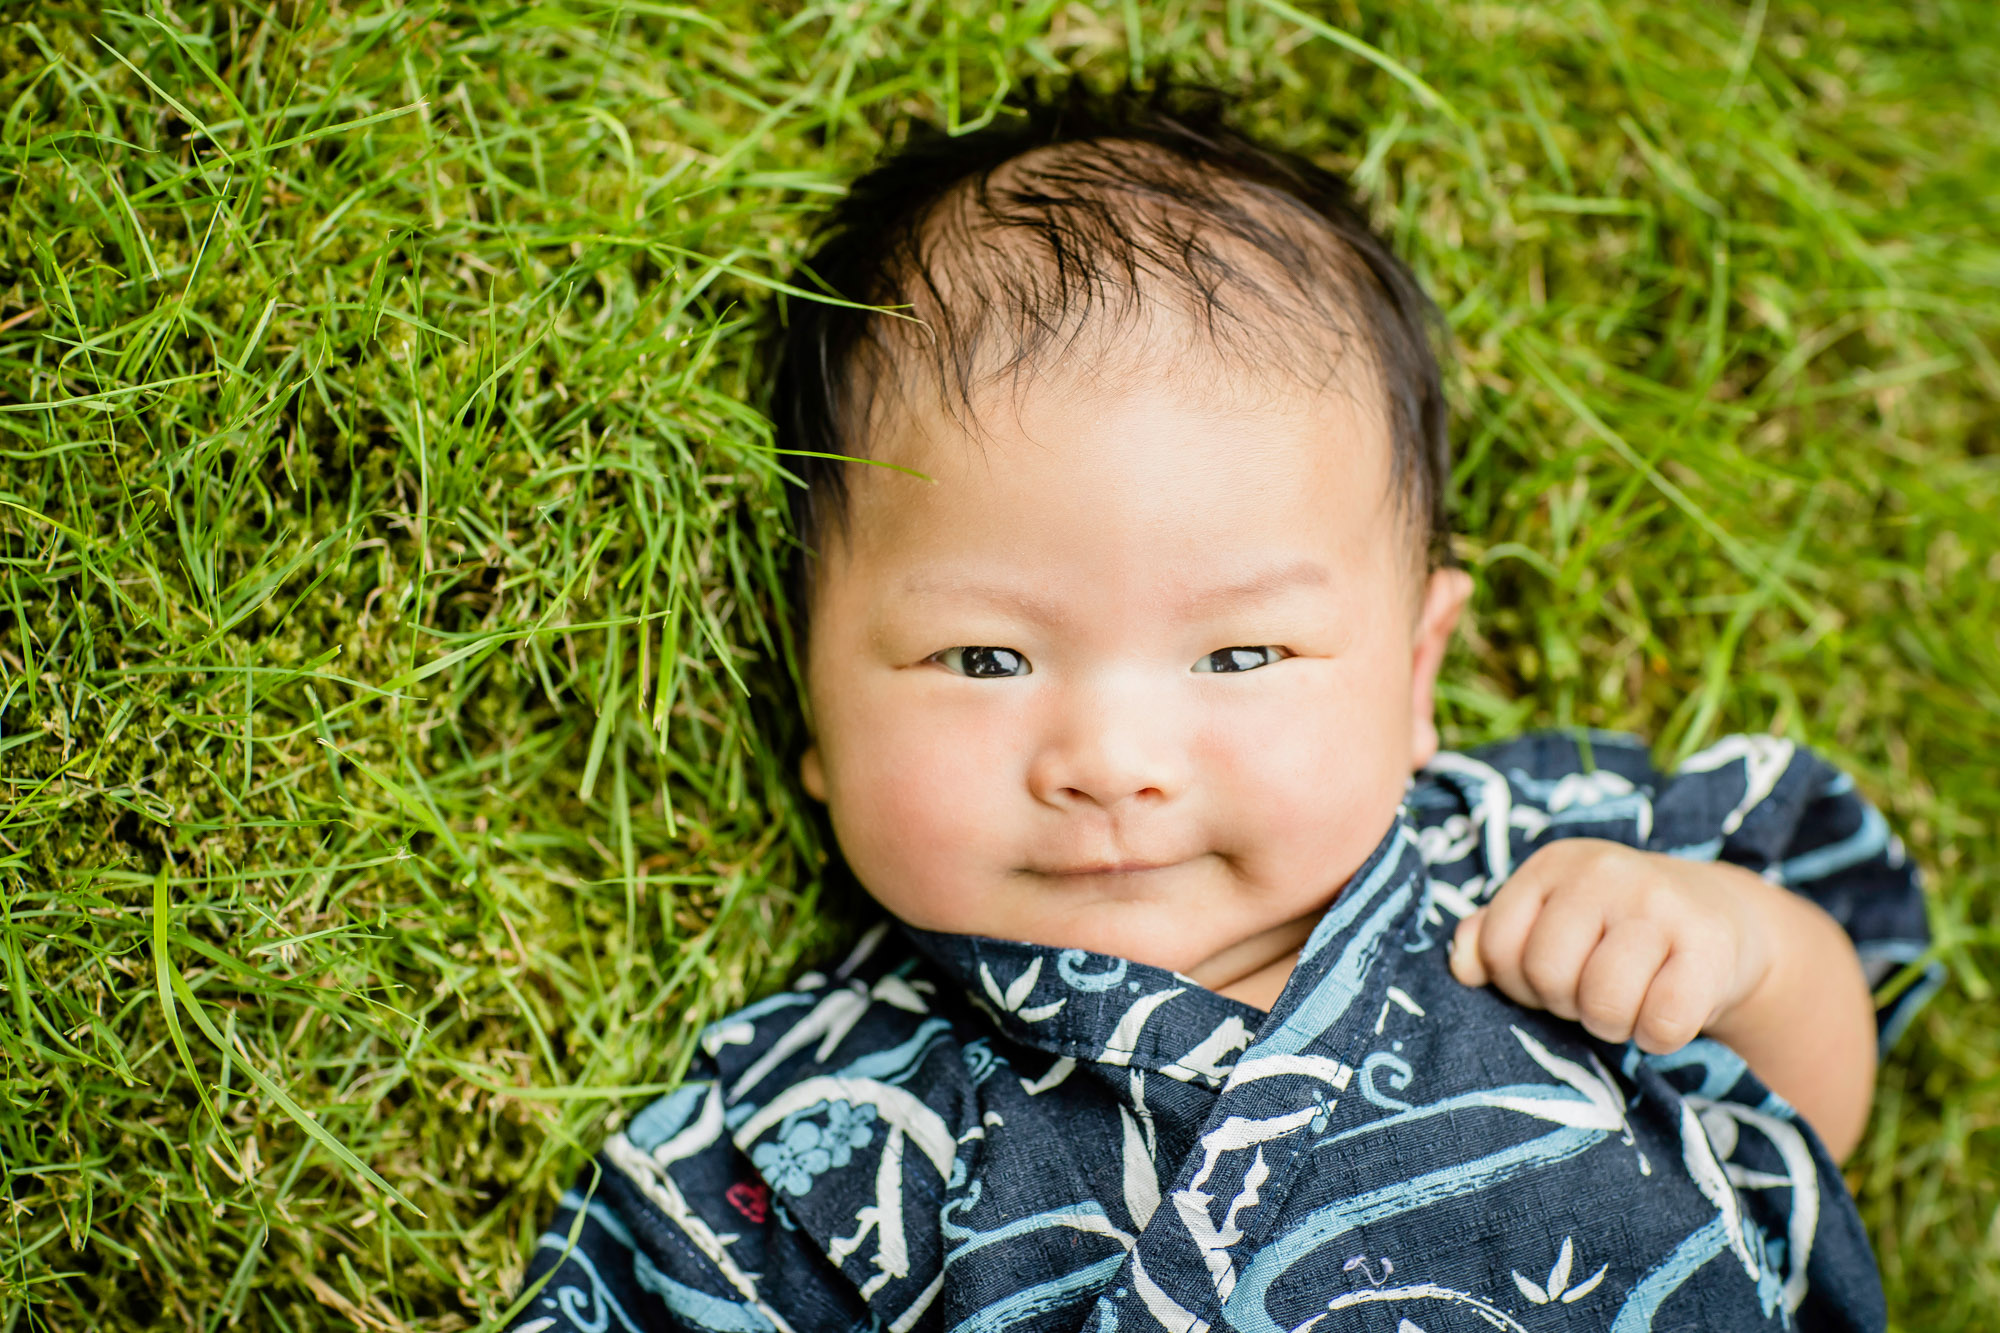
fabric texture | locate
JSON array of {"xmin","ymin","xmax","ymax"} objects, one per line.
[{"xmin": 508, "ymin": 732, "xmax": 1938, "ymax": 1333}]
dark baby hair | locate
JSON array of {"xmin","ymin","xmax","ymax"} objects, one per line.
[{"xmin": 769, "ymin": 82, "xmax": 1453, "ymax": 628}]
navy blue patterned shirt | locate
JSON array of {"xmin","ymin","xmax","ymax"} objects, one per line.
[{"xmin": 510, "ymin": 733, "xmax": 1937, "ymax": 1333}]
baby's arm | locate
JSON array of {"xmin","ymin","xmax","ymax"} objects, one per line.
[{"xmin": 1448, "ymin": 840, "xmax": 1877, "ymax": 1160}]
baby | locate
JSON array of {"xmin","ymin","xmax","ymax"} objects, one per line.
[{"xmin": 508, "ymin": 87, "xmax": 1934, "ymax": 1333}]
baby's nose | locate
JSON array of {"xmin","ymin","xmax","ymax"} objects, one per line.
[{"xmin": 1025, "ymin": 677, "xmax": 1190, "ymax": 810}]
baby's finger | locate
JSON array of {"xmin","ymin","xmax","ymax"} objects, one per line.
[
  {"xmin": 1519, "ymin": 898, "xmax": 1607, "ymax": 1021},
  {"xmin": 1464, "ymin": 875, "xmax": 1554, "ymax": 1011},
  {"xmin": 1633, "ymin": 947, "xmax": 1723, "ymax": 1054},
  {"xmin": 1451, "ymin": 911, "xmax": 1489, "ymax": 986},
  {"xmin": 1574, "ymin": 920, "xmax": 1671, "ymax": 1045}
]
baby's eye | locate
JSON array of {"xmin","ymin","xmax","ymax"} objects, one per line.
[
  {"xmin": 932, "ymin": 646, "xmax": 1032, "ymax": 678},
  {"xmin": 1193, "ymin": 646, "xmax": 1291, "ymax": 674}
]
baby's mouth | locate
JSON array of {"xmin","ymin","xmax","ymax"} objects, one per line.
[
  {"xmin": 1023, "ymin": 849, "xmax": 1216, "ymax": 882},
  {"xmin": 1037, "ymin": 860, "xmax": 1181, "ymax": 877}
]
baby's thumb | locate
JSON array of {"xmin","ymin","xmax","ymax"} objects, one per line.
[{"xmin": 1449, "ymin": 910, "xmax": 1489, "ymax": 987}]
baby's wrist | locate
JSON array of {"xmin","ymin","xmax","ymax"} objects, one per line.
[{"xmin": 1699, "ymin": 869, "xmax": 1821, "ymax": 1045}]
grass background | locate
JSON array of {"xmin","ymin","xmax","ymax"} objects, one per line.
[{"xmin": 1, "ymin": 0, "xmax": 1994, "ymax": 1327}]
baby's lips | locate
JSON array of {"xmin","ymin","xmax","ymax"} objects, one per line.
[
  {"xmin": 1029, "ymin": 848, "xmax": 1211, "ymax": 877},
  {"xmin": 1037, "ymin": 859, "xmax": 1181, "ymax": 876}
]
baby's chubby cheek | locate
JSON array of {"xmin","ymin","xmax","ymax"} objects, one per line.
[
  {"xmin": 1201, "ymin": 691, "xmax": 1410, "ymax": 885},
  {"xmin": 814, "ymin": 695, "xmax": 1024, "ymax": 932}
]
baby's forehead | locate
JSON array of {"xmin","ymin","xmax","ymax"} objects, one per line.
[
  {"xmin": 838, "ymin": 347, "xmax": 1404, "ymax": 578},
  {"xmin": 861, "ymin": 334, "xmax": 1388, "ymax": 491},
  {"xmin": 817, "ymin": 363, "xmax": 1422, "ymax": 639}
]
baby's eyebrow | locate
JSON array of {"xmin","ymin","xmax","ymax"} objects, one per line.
[
  {"xmin": 1180, "ymin": 559, "xmax": 1331, "ymax": 615},
  {"xmin": 896, "ymin": 574, "xmax": 1062, "ymax": 623},
  {"xmin": 896, "ymin": 559, "xmax": 1330, "ymax": 622}
]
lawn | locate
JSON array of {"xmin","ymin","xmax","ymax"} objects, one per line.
[{"xmin": 1, "ymin": 1, "xmax": 1995, "ymax": 1328}]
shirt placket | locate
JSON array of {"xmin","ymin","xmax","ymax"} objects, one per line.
[{"xmin": 1082, "ymin": 815, "xmax": 1427, "ymax": 1333}]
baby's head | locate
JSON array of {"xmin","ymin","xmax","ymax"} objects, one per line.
[{"xmin": 772, "ymin": 87, "xmax": 1472, "ymax": 995}]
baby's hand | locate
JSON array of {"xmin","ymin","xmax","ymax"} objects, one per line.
[{"xmin": 1447, "ymin": 840, "xmax": 1773, "ymax": 1054}]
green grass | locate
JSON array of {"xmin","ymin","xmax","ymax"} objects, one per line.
[{"xmin": 0, "ymin": 0, "xmax": 1993, "ymax": 1327}]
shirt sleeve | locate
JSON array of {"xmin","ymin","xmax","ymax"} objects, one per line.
[
  {"xmin": 508, "ymin": 1076, "xmax": 870, "ymax": 1333},
  {"xmin": 1648, "ymin": 734, "xmax": 1941, "ymax": 1053}
]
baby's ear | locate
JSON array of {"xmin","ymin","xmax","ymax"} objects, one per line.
[
  {"xmin": 1409, "ymin": 567, "xmax": 1474, "ymax": 770},
  {"xmin": 800, "ymin": 743, "xmax": 828, "ymax": 802}
]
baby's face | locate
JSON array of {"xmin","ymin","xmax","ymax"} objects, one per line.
[{"xmin": 799, "ymin": 362, "xmax": 1468, "ymax": 996}]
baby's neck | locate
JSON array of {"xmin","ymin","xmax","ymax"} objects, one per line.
[
  {"xmin": 1210, "ymin": 949, "xmax": 1302, "ymax": 1012},
  {"xmin": 1183, "ymin": 911, "xmax": 1324, "ymax": 1013}
]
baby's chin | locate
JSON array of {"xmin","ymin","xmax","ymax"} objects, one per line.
[{"xmin": 879, "ymin": 868, "xmax": 1336, "ymax": 984}]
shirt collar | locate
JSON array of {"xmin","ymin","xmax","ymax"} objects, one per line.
[{"xmin": 897, "ymin": 807, "xmax": 1425, "ymax": 1076}]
